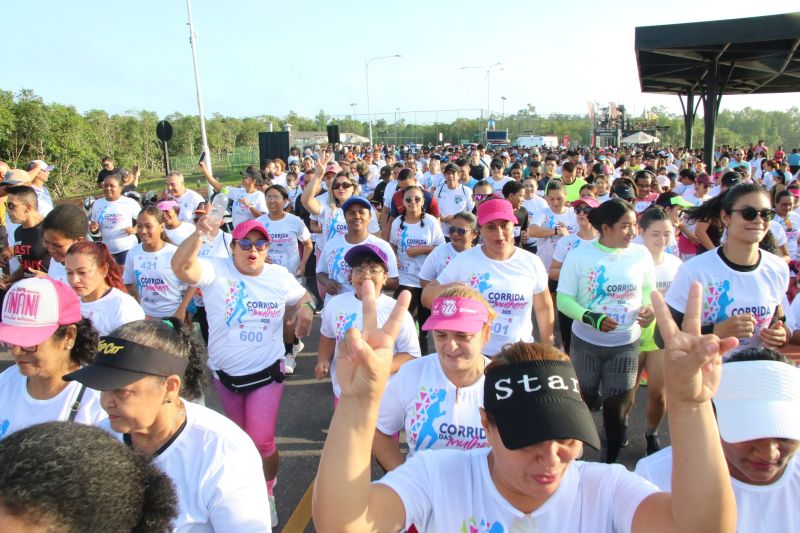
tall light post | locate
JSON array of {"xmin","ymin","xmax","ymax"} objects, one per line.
[
  {"xmin": 394, "ymin": 107, "xmax": 400, "ymax": 146},
  {"xmin": 365, "ymin": 54, "xmax": 401, "ymax": 147},
  {"xmin": 350, "ymin": 103, "xmax": 356, "ymax": 120},
  {"xmin": 501, "ymin": 96, "xmax": 506, "ymax": 118},
  {"xmin": 186, "ymin": 0, "xmax": 214, "ymax": 197},
  {"xmin": 460, "ymin": 62, "xmax": 502, "ymax": 124}
]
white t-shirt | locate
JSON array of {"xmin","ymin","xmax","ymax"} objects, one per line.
[
  {"xmin": 433, "ymin": 183, "xmax": 474, "ymax": 234},
  {"xmin": 552, "ymin": 234, "xmax": 596, "ymax": 265},
  {"xmin": 437, "ymin": 246, "xmax": 548, "ymax": 355},
  {"xmin": 0, "ymin": 365, "xmax": 106, "ymax": 440},
  {"xmin": 632, "ymin": 234, "xmax": 679, "ymax": 257},
  {"xmin": 489, "ymin": 175, "xmax": 513, "ymax": 194},
  {"xmin": 378, "ymin": 447, "xmax": 657, "ymax": 533},
  {"xmin": 377, "ymin": 354, "xmax": 489, "ymax": 456},
  {"xmin": 107, "ymin": 401, "xmax": 271, "ymax": 531},
  {"xmin": 47, "ymin": 259, "xmax": 67, "ymax": 284},
  {"xmin": 532, "ymin": 208, "xmax": 578, "ymax": 270},
  {"xmin": 665, "ymin": 248, "xmax": 789, "ymax": 355},
  {"xmin": 418, "ymin": 242, "xmax": 461, "ymax": 282},
  {"xmin": 227, "ymin": 187, "xmax": 267, "ymax": 228},
  {"xmin": 390, "ymin": 214, "xmax": 446, "ymax": 288},
  {"xmin": 174, "ymin": 189, "xmax": 205, "ymax": 223},
  {"xmin": 558, "ymin": 243, "xmax": 655, "ymax": 347},
  {"xmin": 90, "ymin": 197, "xmax": 140, "ymax": 254},
  {"xmin": 316, "ymin": 202, "xmax": 380, "ymax": 245},
  {"xmin": 653, "ymin": 254, "xmax": 683, "ymax": 295},
  {"xmin": 123, "ymin": 243, "xmax": 188, "ymax": 318},
  {"xmin": 523, "ymin": 196, "xmax": 548, "ymax": 245},
  {"xmin": 774, "ymin": 212, "xmax": 800, "ymax": 260},
  {"xmin": 195, "ymin": 258, "xmax": 306, "ymax": 375},
  {"xmin": 320, "ymin": 292, "xmax": 420, "ymax": 398},
  {"xmin": 636, "ymin": 447, "xmax": 800, "ymax": 533},
  {"xmin": 80, "ymin": 287, "xmax": 146, "ymax": 336},
  {"xmin": 383, "ymin": 180, "xmax": 399, "ymax": 208},
  {"xmin": 165, "ymin": 222, "xmax": 196, "ymax": 246},
  {"xmin": 316, "ymin": 234, "xmax": 398, "ymax": 303},
  {"xmin": 256, "ymin": 213, "xmax": 310, "ymax": 274},
  {"xmin": 32, "ymin": 185, "xmax": 54, "ymax": 216}
]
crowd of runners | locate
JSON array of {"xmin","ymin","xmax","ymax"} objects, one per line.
[{"xmin": 0, "ymin": 141, "xmax": 797, "ymax": 532}]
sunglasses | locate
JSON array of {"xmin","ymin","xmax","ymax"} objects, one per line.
[
  {"xmin": 331, "ymin": 182, "xmax": 353, "ymax": 190},
  {"xmin": 574, "ymin": 206, "xmax": 593, "ymax": 215},
  {"xmin": 730, "ymin": 207, "xmax": 774, "ymax": 222},
  {"xmin": 448, "ymin": 226, "xmax": 470, "ymax": 236},
  {"xmin": 404, "ymin": 196, "xmax": 423, "ymax": 204},
  {"xmin": 237, "ymin": 239, "xmax": 269, "ymax": 251}
]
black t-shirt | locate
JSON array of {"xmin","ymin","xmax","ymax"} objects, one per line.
[
  {"xmin": 14, "ymin": 223, "xmax": 50, "ymax": 275},
  {"xmin": 97, "ymin": 167, "xmax": 125, "ymax": 185},
  {"xmin": 469, "ymin": 163, "xmax": 485, "ymax": 180}
]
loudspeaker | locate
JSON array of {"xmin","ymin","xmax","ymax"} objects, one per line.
[
  {"xmin": 258, "ymin": 132, "xmax": 290, "ymax": 165},
  {"xmin": 327, "ymin": 124, "xmax": 340, "ymax": 144}
]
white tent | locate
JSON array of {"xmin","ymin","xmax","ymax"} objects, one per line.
[{"xmin": 621, "ymin": 131, "xmax": 659, "ymax": 144}]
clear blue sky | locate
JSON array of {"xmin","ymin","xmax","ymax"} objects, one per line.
[{"xmin": 5, "ymin": 0, "xmax": 798, "ymax": 124}]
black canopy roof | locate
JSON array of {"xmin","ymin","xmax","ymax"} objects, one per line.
[{"xmin": 635, "ymin": 12, "xmax": 800, "ymax": 96}]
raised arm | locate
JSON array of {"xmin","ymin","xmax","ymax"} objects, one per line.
[
  {"xmin": 632, "ymin": 282, "xmax": 737, "ymax": 533},
  {"xmin": 301, "ymin": 151, "xmax": 332, "ymax": 216},
  {"xmin": 313, "ymin": 281, "xmax": 410, "ymax": 533},
  {"xmin": 198, "ymin": 161, "xmax": 222, "ymax": 192}
]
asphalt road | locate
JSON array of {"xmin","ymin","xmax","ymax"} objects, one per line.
[{"xmin": 0, "ymin": 316, "xmax": 670, "ymax": 532}]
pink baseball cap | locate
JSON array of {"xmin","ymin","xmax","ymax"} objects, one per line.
[
  {"xmin": 231, "ymin": 219, "xmax": 270, "ymax": 241},
  {"xmin": 0, "ymin": 278, "xmax": 82, "ymax": 347},
  {"xmin": 571, "ymin": 196, "xmax": 600, "ymax": 209},
  {"xmin": 422, "ymin": 296, "xmax": 489, "ymax": 333},
  {"xmin": 476, "ymin": 198, "xmax": 518, "ymax": 225},
  {"xmin": 325, "ymin": 162, "xmax": 343, "ymax": 175},
  {"xmin": 157, "ymin": 200, "xmax": 179, "ymax": 211}
]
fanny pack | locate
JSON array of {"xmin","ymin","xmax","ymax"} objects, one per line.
[{"xmin": 216, "ymin": 359, "xmax": 285, "ymax": 394}]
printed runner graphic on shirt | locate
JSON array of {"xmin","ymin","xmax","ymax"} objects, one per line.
[
  {"xmin": 468, "ymin": 273, "xmax": 492, "ymax": 294},
  {"xmin": 408, "ymin": 386, "xmax": 487, "ymax": 452},
  {"xmin": 0, "ymin": 420, "xmax": 10, "ymax": 439},
  {"xmin": 328, "ymin": 248, "xmax": 348, "ymax": 282},
  {"xmin": 702, "ymin": 279, "xmax": 734, "ymax": 323},
  {"xmin": 460, "ymin": 517, "xmax": 504, "ymax": 533},
  {"xmin": 588, "ymin": 265, "xmax": 608, "ymax": 307},
  {"xmin": 334, "ymin": 312, "xmax": 358, "ymax": 341}
]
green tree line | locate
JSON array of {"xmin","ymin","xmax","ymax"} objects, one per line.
[{"xmin": 1, "ymin": 88, "xmax": 798, "ymax": 199}]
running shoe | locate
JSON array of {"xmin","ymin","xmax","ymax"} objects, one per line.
[
  {"xmin": 284, "ymin": 353, "xmax": 296, "ymax": 375},
  {"xmin": 269, "ymin": 495, "xmax": 278, "ymax": 528},
  {"xmin": 292, "ymin": 340, "xmax": 304, "ymax": 357}
]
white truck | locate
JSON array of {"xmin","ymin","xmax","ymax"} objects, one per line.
[{"xmin": 514, "ymin": 135, "xmax": 559, "ymax": 149}]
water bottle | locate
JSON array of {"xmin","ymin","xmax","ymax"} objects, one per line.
[{"xmin": 200, "ymin": 187, "xmax": 228, "ymax": 243}]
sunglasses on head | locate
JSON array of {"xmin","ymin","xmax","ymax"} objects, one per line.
[
  {"xmin": 448, "ymin": 226, "xmax": 470, "ymax": 235},
  {"xmin": 331, "ymin": 182, "xmax": 353, "ymax": 190},
  {"xmin": 237, "ymin": 239, "xmax": 269, "ymax": 251},
  {"xmin": 730, "ymin": 207, "xmax": 774, "ymax": 222}
]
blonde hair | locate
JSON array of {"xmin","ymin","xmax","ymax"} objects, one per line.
[
  {"xmin": 437, "ymin": 284, "xmax": 497, "ymax": 324},
  {"xmin": 328, "ymin": 172, "xmax": 361, "ymax": 208},
  {"xmin": 485, "ymin": 341, "xmax": 570, "ymax": 374}
]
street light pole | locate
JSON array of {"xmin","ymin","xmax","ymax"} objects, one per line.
[
  {"xmin": 365, "ymin": 54, "xmax": 401, "ymax": 147},
  {"xmin": 350, "ymin": 103, "xmax": 356, "ymax": 120},
  {"xmin": 186, "ymin": 0, "xmax": 214, "ymax": 197},
  {"xmin": 460, "ymin": 62, "xmax": 502, "ymax": 127}
]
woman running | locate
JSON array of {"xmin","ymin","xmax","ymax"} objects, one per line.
[
  {"xmin": 419, "ymin": 212, "xmax": 478, "ymax": 289},
  {"xmin": 123, "ymin": 206, "xmax": 193, "ymax": 320},
  {"xmin": 423, "ymin": 198, "xmax": 554, "ymax": 356},
  {"xmin": 390, "ymin": 185, "xmax": 445, "ymax": 347},
  {"xmin": 556, "ymin": 198, "xmax": 655, "ymax": 463},
  {"xmin": 172, "ymin": 217, "xmax": 314, "ymax": 523},
  {"xmin": 636, "ymin": 207, "xmax": 682, "ymax": 455},
  {"xmin": 65, "ymin": 241, "xmax": 145, "ymax": 336},
  {"xmin": 0, "ymin": 278, "xmax": 105, "ymax": 437},
  {"xmin": 90, "ymin": 174, "xmax": 140, "ymax": 267},
  {"xmin": 374, "ymin": 285, "xmax": 493, "ymax": 470},
  {"xmin": 548, "ymin": 196, "xmax": 599, "ymax": 353},
  {"xmin": 65, "ymin": 319, "xmax": 274, "ymax": 529},
  {"xmin": 665, "ymin": 183, "xmax": 789, "ymax": 356}
]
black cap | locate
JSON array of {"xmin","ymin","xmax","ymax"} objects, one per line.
[
  {"xmin": 484, "ymin": 360, "xmax": 600, "ymax": 450},
  {"xmin": 612, "ymin": 184, "xmax": 635, "ymax": 201},
  {"xmin": 63, "ymin": 338, "xmax": 188, "ymax": 391},
  {"xmin": 443, "ymin": 163, "xmax": 459, "ymax": 173}
]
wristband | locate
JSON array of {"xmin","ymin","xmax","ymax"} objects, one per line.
[
  {"xmin": 582, "ymin": 310, "xmax": 607, "ymax": 331},
  {"xmin": 303, "ymin": 302, "xmax": 316, "ymax": 313}
]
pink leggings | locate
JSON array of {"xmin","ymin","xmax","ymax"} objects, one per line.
[{"xmin": 213, "ymin": 377, "xmax": 284, "ymax": 457}]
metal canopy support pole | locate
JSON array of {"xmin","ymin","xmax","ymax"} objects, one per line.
[
  {"xmin": 678, "ymin": 88, "xmax": 696, "ymax": 149},
  {"xmin": 702, "ymin": 61, "xmax": 721, "ymax": 170}
]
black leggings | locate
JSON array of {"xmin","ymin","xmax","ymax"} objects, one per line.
[
  {"xmin": 395, "ymin": 285, "xmax": 430, "ymax": 340},
  {"xmin": 603, "ymin": 389, "xmax": 636, "ymax": 464}
]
